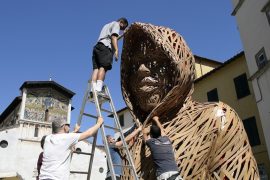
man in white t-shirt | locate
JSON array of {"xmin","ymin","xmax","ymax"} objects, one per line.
[
  {"xmin": 39, "ymin": 117, "xmax": 103, "ymax": 180},
  {"xmin": 91, "ymin": 17, "xmax": 129, "ymax": 92}
]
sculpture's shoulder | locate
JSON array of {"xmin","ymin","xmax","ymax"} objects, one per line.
[
  {"xmin": 191, "ymin": 100, "xmax": 242, "ymax": 132},
  {"xmin": 192, "ymin": 101, "xmax": 259, "ymax": 179}
]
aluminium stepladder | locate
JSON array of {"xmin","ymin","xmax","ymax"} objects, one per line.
[{"xmin": 70, "ymin": 80, "xmax": 139, "ymax": 180}]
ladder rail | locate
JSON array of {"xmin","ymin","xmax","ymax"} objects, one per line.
[
  {"xmin": 76, "ymin": 81, "xmax": 91, "ymax": 126},
  {"xmin": 104, "ymin": 86, "xmax": 139, "ymax": 180},
  {"xmin": 87, "ymin": 132, "xmax": 98, "ymax": 180},
  {"xmin": 90, "ymin": 86, "xmax": 117, "ymax": 180}
]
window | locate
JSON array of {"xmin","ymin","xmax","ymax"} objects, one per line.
[
  {"xmin": 258, "ymin": 164, "xmax": 268, "ymax": 179},
  {"xmin": 45, "ymin": 109, "xmax": 49, "ymax": 122},
  {"xmin": 263, "ymin": 2, "xmax": 270, "ymax": 25},
  {"xmin": 34, "ymin": 125, "xmax": 39, "ymax": 137},
  {"xmin": 75, "ymin": 148, "xmax": 82, "ymax": 152},
  {"xmin": 255, "ymin": 48, "xmax": 268, "ymax": 69},
  {"xmin": 99, "ymin": 167, "xmax": 104, "ymax": 173},
  {"xmin": 207, "ymin": 88, "xmax": 219, "ymax": 102},
  {"xmin": 243, "ymin": 117, "xmax": 261, "ymax": 146},
  {"xmin": 0, "ymin": 140, "xmax": 8, "ymax": 148},
  {"xmin": 266, "ymin": 8, "xmax": 270, "ymax": 25},
  {"xmin": 119, "ymin": 114, "xmax": 124, "ymax": 127},
  {"xmin": 233, "ymin": 73, "xmax": 250, "ymax": 99}
]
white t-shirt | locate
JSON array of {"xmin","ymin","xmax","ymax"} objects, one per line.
[
  {"xmin": 39, "ymin": 133, "xmax": 81, "ymax": 180},
  {"xmin": 98, "ymin": 21, "xmax": 120, "ymax": 49}
]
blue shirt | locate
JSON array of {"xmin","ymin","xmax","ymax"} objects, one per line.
[{"xmin": 107, "ymin": 143, "xmax": 122, "ymax": 177}]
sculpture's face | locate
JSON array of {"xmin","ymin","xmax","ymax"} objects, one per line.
[{"xmin": 128, "ymin": 49, "xmax": 175, "ymax": 113}]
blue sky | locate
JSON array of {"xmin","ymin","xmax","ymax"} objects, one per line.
[{"xmin": 0, "ymin": 1, "xmax": 242, "ymax": 143}]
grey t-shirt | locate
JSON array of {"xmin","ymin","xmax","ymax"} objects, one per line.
[
  {"xmin": 39, "ymin": 133, "xmax": 81, "ymax": 180},
  {"xmin": 146, "ymin": 136, "xmax": 179, "ymax": 176},
  {"xmin": 98, "ymin": 21, "xmax": 120, "ymax": 49}
]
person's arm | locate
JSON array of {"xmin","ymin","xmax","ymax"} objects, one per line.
[
  {"xmin": 111, "ymin": 35, "xmax": 118, "ymax": 60},
  {"xmin": 115, "ymin": 126, "xmax": 142, "ymax": 147},
  {"xmin": 142, "ymin": 126, "xmax": 150, "ymax": 143},
  {"xmin": 152, "ymin": 116, "xmax": 166, "ymax": 136},
  {"xmin": 79, "ymin": 117, "xmax": 103, "ymax": 141}
]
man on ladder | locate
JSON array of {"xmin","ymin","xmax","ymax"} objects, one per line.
[{"xmin": 91, "ymin": 17, "xmax": 128, "ymax": 92}]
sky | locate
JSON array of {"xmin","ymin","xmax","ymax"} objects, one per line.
[{"xmin": 0, "ymin": 1, "xmax": 243, "ymax": 143}]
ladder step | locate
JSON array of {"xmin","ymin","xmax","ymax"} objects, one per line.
[
  {"xmin": 100, "ymin": 108, "xmax": 113, "ymax": 114},
  {"xmin": 88, "ymin": 95, "xmax": 110, "ymax": 104},
  {"xmin": 97, "ymin": 92, "xmax": 110, "ymax": 100},
  {"xmin": 83, "ymin": 113, "xmax": 98, "ymax": 119},
  {"xmin": 70, "ymin": 171, "xmax": 88, "ymax": 174},
  {"xmin": 104, "ymin": 125, "xmax": 120, "ymax": 131},
  {"xmin": 73, "ymin": 151, "xmax": 93, "ymax": 156}
]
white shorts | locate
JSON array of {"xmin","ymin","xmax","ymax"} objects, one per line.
[{"xmin": 157, "ymin": 171, "xmax": 183, "ymax": 180}]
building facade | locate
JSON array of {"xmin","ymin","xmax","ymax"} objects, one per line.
[
  {"xmin": 231, "ymin": 0, "xmax": 270, "ymax": 160},
  {"xmin": 0, "ymin": 81, "xmax": 106, "ymax": 180}
]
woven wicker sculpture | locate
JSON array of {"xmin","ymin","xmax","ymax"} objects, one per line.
[{"xmin": 120, "ymin": 22, "xmax": 259, "ymax": 180}]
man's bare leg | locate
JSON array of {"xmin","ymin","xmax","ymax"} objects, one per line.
[
  {"xmin": 96, "ymin": 67, "xmax": 106, "ymax": 92},
  {"xmin": 91, "ymin": 69, "xmax": 99, "ymax": 91}
]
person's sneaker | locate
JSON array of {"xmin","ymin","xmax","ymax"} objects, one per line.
[
  {"xmin": 97, "ymin": 90, "xmax": 110, "ymax": 102},
  {"xmin": 97, "ymin": 91, "xmax": 108, "ymax": 98}
]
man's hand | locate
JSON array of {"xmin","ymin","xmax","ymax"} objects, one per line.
[
  {"xmin": 142, "ymin": 126, "xmax": 150, "ymax": 134},
  {"xmin": 114, "ymin": 50, "xmax": 119, "ymax": 61},
  {"xmin": 73, "ymin": 123, "xmax": 80, "ymax": 133},
  {"xmin": 152, "ymin": 116, "xmax": 159, "ymax": 124},
  {"xmin": 97, "ymin": 117, "xmax": 104, "ymax": 126},
  {"xmin": 142, "ymin": 125, "xmax": 150, "ymax": 142},
  {"xmin": 152, "ymin": 116, "xmax": 165, "ymax": 136},
  {"xmin": 137, "ymin": 125, "xmax": 142, "ymax": 132}
]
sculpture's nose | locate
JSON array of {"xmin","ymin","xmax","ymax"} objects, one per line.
[{"xmin": 138, "ymin": 64, "xmax": 150, "ymax": 74}]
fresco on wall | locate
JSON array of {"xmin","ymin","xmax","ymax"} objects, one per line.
[
  {"xmin": 24, "ymin": 88, "xmax": 69, "ymax": 122},
  {"xmin": 0, "ymin": 104, "xmax": 20, "ymax": 129}
]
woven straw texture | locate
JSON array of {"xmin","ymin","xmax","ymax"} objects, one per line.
[{"xmin": 120, "ymin": 22, "xmax": 259, "ymax": 180}]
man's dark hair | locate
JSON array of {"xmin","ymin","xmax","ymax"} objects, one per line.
[
  {"xmin": 41, "ymin": 135, "xmax": 47, "ymax": 149},
  {"xmin": 150, "ymin": 125, "xmax": 161, "ymax": 138},
  {"xmin": 117, "ymin": 17, "xmax": 128, "ymax": 27}
]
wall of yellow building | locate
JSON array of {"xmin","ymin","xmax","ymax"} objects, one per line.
[
  {"xmin": 193, "ymin": 54, "xmax": 270, "ymax": 175},
  {"xmin": 194, "ymin": 56, "xmax": 221, "ymax": 78}
]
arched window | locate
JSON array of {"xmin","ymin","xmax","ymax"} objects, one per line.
[
  {"xmin": 45, "ymin": 109, "xmax": 49, "ymax": 122},
  {"xmin": 34, "ymin": 125, "xmax": 39, "ymax": 137}
]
